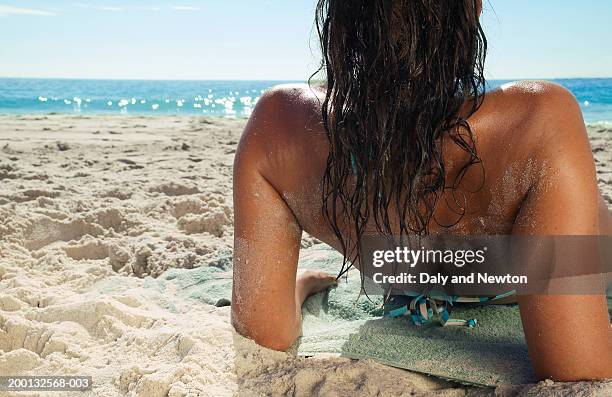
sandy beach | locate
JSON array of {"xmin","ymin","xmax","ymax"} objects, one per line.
[{"xmin": 0, "ymin": 114, "xmax": 610, "ymax": 397}]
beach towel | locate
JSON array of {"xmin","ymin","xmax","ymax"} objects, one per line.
[{"xmin": 153, "ymin": 244, "xmax": 612, "ymax": 387}]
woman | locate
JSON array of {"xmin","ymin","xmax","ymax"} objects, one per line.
[{"xmin": 231, "ymin": 0, "xmax": 612, "ymax": 381}]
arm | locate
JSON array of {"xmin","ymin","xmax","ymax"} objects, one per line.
[
  {"xmin": 231, "ymin": 93, "xmax": 336, "ymax": 351},
  {"xmin": 512, "ymin": 84, "xmax": 612, "ymax": 381}
]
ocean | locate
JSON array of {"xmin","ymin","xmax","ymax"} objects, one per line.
[{"xmin": 1, "ymin": 78, "xmax": 611, "ymax": 123}]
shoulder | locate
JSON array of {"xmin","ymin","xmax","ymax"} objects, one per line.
[
  {"xmin": 496, "ymin": 81, "xmax": 595, "ymax": 193},
  {"xmin": 258, "ymin": 83, "xmax": 323, "ymax": 107},
  {"xmin": 494, "ymin": 80, "xmax": 583, "ymax": 128},
  {"xmin": 471, "ymin": 81, "xmax": 592, "ymax": 199},
  {"xmin": 233, "ymin": 83, "xmax": 325, "ymax": 174},
  {"xmin": 480, "ymin": 80, "xmax": 586, "ymax": 150},
  {"xmin": 498, "ymin": 80, "xmax": 575, "ymax": 102},
  {"xmin": 249, "ymin": 83, "xmax": 323, "ymax": 130}
]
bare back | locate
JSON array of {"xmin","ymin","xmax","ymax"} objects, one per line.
[
  {"xmin": 245, "ymin": 81, "xmax": 577, "ymax": 246},
  {"xmin": 231, "ymin": 80, "xmax": 612, "ymax": 380}
]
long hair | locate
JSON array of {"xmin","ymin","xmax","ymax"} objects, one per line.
[{"xmin": 314, "ymin": 0, "xmax": 487, "ymax": 280}]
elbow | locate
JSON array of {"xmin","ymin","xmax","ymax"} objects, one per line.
[
  {"xmin": 530, "ymin": 351, "xmax": 612, "ymax": 382},
  {"xmin": 252, "ymin": 334, "xmax": 297, "ymax": 352},
  {"xmin": 533, "ymin": 364, "xmax": 612, "ymax": 383},
  {"xmin": 231, "ymin": 314, "xmax": 298, "ymax": 352}
]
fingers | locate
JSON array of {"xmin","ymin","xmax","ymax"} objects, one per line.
[
  {"xmin": 313, "ymin": 275, "xmax": 338, "ymax": 293},
  {"xmin": 296, "ymin": 270, "xmax": 338, "ymax": 295},
  {"xmin": 324, "ymin": 275, "xmax": 338, "ymax": 287},
  {"xmin": 297, "ymin": 269, "xmax": 334, "ymax": 280}
]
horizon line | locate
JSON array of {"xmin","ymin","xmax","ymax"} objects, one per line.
[{"xmin": 1, "ymin": 75, "xmax": 612, "ymax": 82}]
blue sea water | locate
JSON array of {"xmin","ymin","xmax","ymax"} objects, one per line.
[{"xmin": 0, "ymin": 78, "xmax": 611, "ymax": 122}]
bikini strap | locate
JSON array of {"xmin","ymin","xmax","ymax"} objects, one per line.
[{"xmin": 386, "ymin": 290, "xmax": 516, "ymax": 327}]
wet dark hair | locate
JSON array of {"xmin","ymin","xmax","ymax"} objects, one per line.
[{"xmin": 314, "ymin": 0, "xmax": 487, "ymax": 280}]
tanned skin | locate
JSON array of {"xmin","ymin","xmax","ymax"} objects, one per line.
[{"xmin": 231, "ymin": 81, "xmax": 612, "ymax": 381}]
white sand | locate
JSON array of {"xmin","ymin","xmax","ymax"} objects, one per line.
[{"xmin": 0, "ymin": 115, "xmax": 610, "ymax": 396}]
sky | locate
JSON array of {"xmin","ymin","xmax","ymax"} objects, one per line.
[{"xmin": 0, "ymin": 1, "xmax": 610, "ymax": 81}]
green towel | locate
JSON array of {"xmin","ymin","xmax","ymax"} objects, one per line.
[
  {"xmin": 296, "ymin": 245, "xmax": 612, "ymax": 387},
  {"xmin": 142, "ymin": 244, "xmax": 611, "ymax": 387}
]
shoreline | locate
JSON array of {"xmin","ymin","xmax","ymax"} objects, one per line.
[{"xmin": 1, "ymin": 112, "xmax": 611, "ymax": 125}]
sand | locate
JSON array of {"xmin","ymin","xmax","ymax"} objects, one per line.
[{"xmin": 0, "ymin": 114, "xmax": 610, "ymax": 397}]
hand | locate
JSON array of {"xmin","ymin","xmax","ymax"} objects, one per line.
[{"xmin": 296, "ymin": 270, "xmax": 337, "ymax": 304}]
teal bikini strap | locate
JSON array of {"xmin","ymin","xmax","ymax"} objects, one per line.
[{"xmin": 386, "ymin": 290, "xmax": 516, "ymax": 327}]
